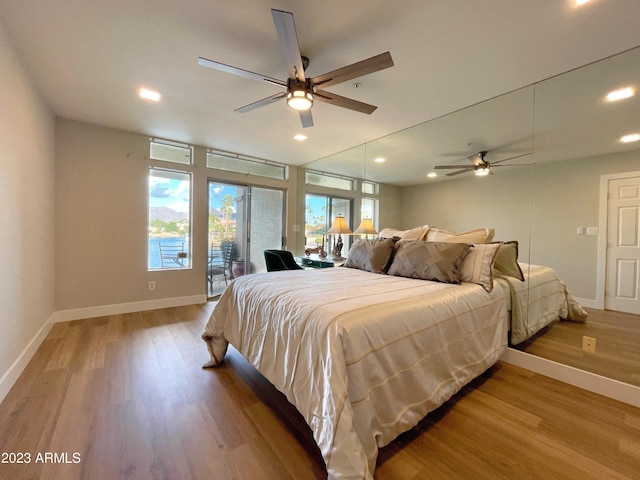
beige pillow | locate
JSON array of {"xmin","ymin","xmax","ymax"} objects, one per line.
[
  {"xmin": 460, "ymin": 242, "xmax": 502, "ymax": 292},
  {"xmin": 494, "ymin": 241, "xmax": 525, "ymax": 281},
  {"xmin": 379, "ymin": 225, "xmax": 429, "ymax": 240},
  {"xmin": 426, "ymin": 227, "xmax": 495, "ymax": 244},
  {"xmin": 344, "ymin": 238, "xmax": 396, "ymax": 274},
  {"xmin": 388, "ymin": 241, "xmax": 470, "ymax": 284}
]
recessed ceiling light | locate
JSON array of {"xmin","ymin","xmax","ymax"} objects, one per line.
[
  {"xmin": 294, "ymin": 134, "xmax": 307, "ymax": 141},
  {"xmin": 606, "ymin": 87, "xmax": 635, "ymax": 102},
  {"xmin": 576, "ymin": 0, "xmax": 591, "ymax": 5},
  {"xmin": 373, "ymin": 157, "xmax": 386, "ymax": 163},
  {"xmin": 139, "ymin": 87, "xmax": 161, "ymax": 102},
  {"xmin": 427, "ymin": 172, "xmax": 437, "ymax": 178},
  {"xmin": 620, "ymin": 133, "xmax": 640, "ymax": 143}
]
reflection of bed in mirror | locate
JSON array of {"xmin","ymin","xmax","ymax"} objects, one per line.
[{"xmin": 301, "ymin": 46, "xmax": 640, "ymax": 404}]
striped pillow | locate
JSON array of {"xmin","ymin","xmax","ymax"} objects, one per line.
[{"xmin": 459, "ymin": 242, "xmax": 503, "ymax": 292}]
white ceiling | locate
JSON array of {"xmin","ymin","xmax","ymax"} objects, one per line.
[{"xmin": 2, "ymin": 0, "xmax": 639, "ymax": 167}]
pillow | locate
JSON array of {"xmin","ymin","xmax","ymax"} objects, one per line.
[
  {"xmin": 379, "ymin": 224, "xmax": 429, "ymax": 240},
  {"xmin": 343, "ymin": 238, "xmax": 396, "ymax": 274},
  {"xmin": 426, "ymin": 227, "xmax": 495, "ymax": 244},
  {"xmin": 459, "ymin": 242, "xmax": 502, "ymax": 292},
  {"xmin": 387, "ymin": 241, "xmax": 470, "ymax": 284},
  {"xmin": 493, "ymin": 241, "xmax": 525, "ymax": 281}
]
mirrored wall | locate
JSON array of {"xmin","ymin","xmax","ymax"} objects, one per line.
[{"xmin": 301, "ymin": 46, "xmax": 640, "ymax": 390}]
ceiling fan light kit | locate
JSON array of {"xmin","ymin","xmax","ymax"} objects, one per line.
[
  {"xmin": 435, "ymin": 150, "xmax": 531, "ymax": 177},
  {"xmin": 474, "ymin": 166, "xmax": 491, "ymax": 176},
  {"xmin": 286, "ymin": 81, "xmax": 314, "ymax": 111},
  {"xmin": 198, "ymin": 9, "xmax": 394, "ymax": 127}
]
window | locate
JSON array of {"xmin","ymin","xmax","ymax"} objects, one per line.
[
  {"xmin": 362, "ymin": 180, "xmax": 378, "ymax": 195},
  {"xmin": 207, "ymin": 150, "xmax": 287, "ymax": 180},
  {"xmin": 305, "ymin": 169, "xmax": 355, "ymax": 191},
  {"xmin": 148, "ymin": 168, "xmax": 192, "ymax": 270},
  {"xmin": 305, "ymin": 194, "xmax": 353, "ymax": 255},
  {"xmin": 150, "ymin": 138, "xmax": 193, "ymax": 165},
  {"xmin": 361, "ymin": 197, "xmax": 378, "ymax": 226}
]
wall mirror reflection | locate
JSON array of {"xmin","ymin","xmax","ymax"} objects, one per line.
[
  {"xmin": 522, "ymin": 46, "xmax": 640, "ymax": 387},
  {"xmin": 301, "ymin": 46, "xmax": 640, "ymax": 391}
]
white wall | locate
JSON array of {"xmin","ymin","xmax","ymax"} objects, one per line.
[
  {"xmin": 55, "ymin": 119, "xmax": 300, "ymax": 317},
  {"xmin": 530, "ymin": 150, "xmax": 640, "ymax": 301},
  {"xmin": 398, "ymin": 149, "xmax": 640, "ymax": 301},
  {"xmin": 399, "ymin": 166, "xmax": 533, "ymax": 254},
  {"xmin": 0, "ymin": 24, "xmax": 56, "ymax": 400}
]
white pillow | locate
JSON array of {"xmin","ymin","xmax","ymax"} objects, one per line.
[
  {"xmin": 379, "ymin": 224, "xmax": 429, "ymax": 240},
  {"xmin": 426, "ymin": 227, "xmax": 495, "ymax": 244}
]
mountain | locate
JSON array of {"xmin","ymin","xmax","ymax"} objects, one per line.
[{"xmin": 150, "ymin": 206, "xmax": 188, "ymax": 222}]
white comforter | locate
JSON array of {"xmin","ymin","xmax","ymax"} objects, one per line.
[
  {"xmin": 202, "ymin": 267, "xmax": 508, "ymax": 480},
  {"xmin": 499, "ymin": 263, "xmax": 588, "ymax": 345}
]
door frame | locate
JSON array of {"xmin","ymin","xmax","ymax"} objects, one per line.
[{"xmin": 597, "ymin": 170, "xmax": 640, "ymax": 310}]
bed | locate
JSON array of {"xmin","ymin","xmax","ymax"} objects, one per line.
[
  {"xmin": 496, "ymin": 263, "xmax": 587, "ymax": 345},
  {"xmin": 201, "ymin": 233, "xmax": 585, "ymax": 479},
  {"xmin": 203, "ymin": 237, "xmax": 510, "ymax": 480}
]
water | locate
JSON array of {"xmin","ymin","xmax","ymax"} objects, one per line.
[{"xmin": 148, "ymin": 237, "xmax": 190, "ymax": 269}]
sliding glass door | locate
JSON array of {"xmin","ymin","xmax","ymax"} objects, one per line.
[{"xmin": 207, "ymin": 180, "xmax": 285, "ymax": 297}]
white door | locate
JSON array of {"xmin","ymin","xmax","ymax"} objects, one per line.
[{"xmin": 605, "ymin": 174, "xmax": 640, "ymax": 313}]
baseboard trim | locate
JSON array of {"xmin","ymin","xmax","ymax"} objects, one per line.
[
  {"xmin": 501, "ymin": 348, "xmax": 640, "ymax": 408},
  {"xmin": 0, "ymin": 315, "xmax": 54, "ymax": 404},
  {"xmin": 52, "ymin": 294, "xmax": 208, "ymax": 323},
  {"xmin": 574, "ymin": 296, "xmax": 597, "ymax": 309}
]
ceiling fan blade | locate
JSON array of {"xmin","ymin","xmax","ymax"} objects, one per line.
[
  {"xmin": 446, "ymin": 168, "xmax": 474, "ymax": 177},
  {"xmin": 198, "ymin": 57, "xmax": 287, "ymax": 88},
  {"xmin": 271, "ymin": 9, "xmax": 307, "ymax": 81},
  {"xmin": 489, "ymin": 152, "xmax": 532, "ymax": 165},
  {"xmin": 235, "ymin": 92, "xmax": 287, "ymax": 113},
  {"xmin": 299, "ymin": 110, "xmax": 313, "ymax": 128},
  {"xmin": 310, "ymin": 52, "xmax": 394, "ymax": 89},
  {"xmin": 315, "ymin": 90, "xmax": 377, "ymax": 114},
  {"xmin": 434, "ymin": 165, "xmax": 475, "ymax": 169}
]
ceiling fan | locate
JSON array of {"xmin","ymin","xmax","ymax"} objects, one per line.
[
  {"xmin": 198, "ymin": 9, "xmax": 394, "ymax": 128},
  {"xmin": 434, "ymin": 151, "xmax": 531, "ymax": 177}
]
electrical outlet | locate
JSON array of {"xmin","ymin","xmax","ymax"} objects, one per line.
[
  {"xmin": 148, "ymin": 281, "xmax": 156, "ymax": 291},
  {"xmin": 582, "ymin": 335, "xmax": 596, "ymax": 353}
]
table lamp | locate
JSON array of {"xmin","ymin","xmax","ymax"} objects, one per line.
[{"xmin": 326, "ymin": 215, "xmax": 352, "ymax": 260}]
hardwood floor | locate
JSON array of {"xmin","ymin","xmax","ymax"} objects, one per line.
[
  {"xmin": 1, "ymin": 303, "xmax": 639, "ymax": 479},
  {"xmin": 517, "ymin": 308, "xmax": 640, "ymax": 387}
]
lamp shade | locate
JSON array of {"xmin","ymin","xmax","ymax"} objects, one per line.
[
  {"xmin": 354, "ymin": 218, "xmax": 378, "ymax": 235},
  {"xmin": 326, "ymin": 215, "xmax": 352, "ymax": 234}
]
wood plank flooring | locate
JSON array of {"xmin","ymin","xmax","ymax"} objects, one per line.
[
  {"xmin": 1, "ymin": 303, "xmax": 639, "ymax": 479},
  {"xmin": 517, "ymin": 308, "xmax": 640, "ymax": 387}
]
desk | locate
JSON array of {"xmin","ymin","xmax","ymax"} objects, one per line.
[{"xmin": 296, "ymin": 254, "xmax": 343, "ymax": 269}]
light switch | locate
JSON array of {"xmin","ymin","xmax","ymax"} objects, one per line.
[
  {"xmin": 587, "ymin": 227, "xmax": 599, "ymax": 236},
  {"xmin": 576, "ymin": 227, "xmax": 586, "ymax": 235}
]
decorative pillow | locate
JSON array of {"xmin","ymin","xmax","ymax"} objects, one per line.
[
  {"xmin": 493, "ymin": 241, "xmax": 525, "ymax": 281},
  {"xmin": 459, "ymin": 242, "xmax": 502, "ymax": 292},
  {"xmin": 387, "ymin": 241, "xmax": 470, "ymax": 284},
  {"xmin": 379, "ymin": 224, "xmax": 429, "ymax": 240},
  {"xmin": 343, "ymin": 238, "xmax": 396, "ymax": 274},
  {"xmin": 426, "ymin": 227, "xmax": 495, "ymax": 244}
]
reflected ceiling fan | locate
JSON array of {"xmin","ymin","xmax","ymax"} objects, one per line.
[
  {"xmin": 434, "ymin": 151, "xmax": 531, "ymax": 177},
  {"xmin": 198, "ymin": 9, "xmax": 394, "ymax": 128}
]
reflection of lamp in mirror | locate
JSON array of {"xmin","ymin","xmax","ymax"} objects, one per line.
[
  {"xmin": 326, "ymin": 215, "xmax": 352, "ymax": 260},
  {"xmin": 354, "ymin": 218, "xmax": 378, "ymax": 239}
]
